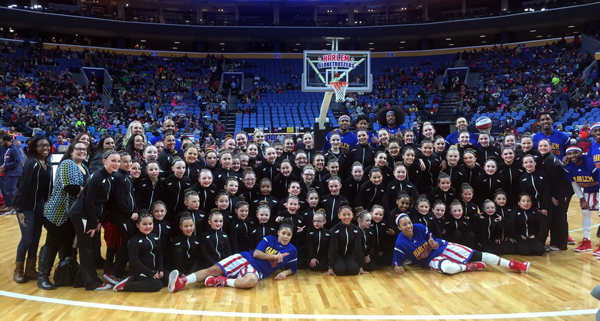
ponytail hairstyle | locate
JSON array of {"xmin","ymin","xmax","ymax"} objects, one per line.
[
  {"xmin": 235, "ymin": 195, "xmax": 249, "ymax": 209},
  {"xmin": 493, "ymin": 189, "xmax": 507, "ymax": 200},
  {"xmin": 179, "ymin": 212, "xmax": 194, "ymax": 225},
  {"xmin": 461, "ymin": 183, "xmax": 474, "ymax": 194},
  {"xmin": 136, "ymin": 209, "xmax": 153, "ymax": 223},
  {"xmin": 368, "ymin": 167, "xmax": 383, "ymax": 178},
  {"xmin": 450, "ymin": 199, "xmax": 463, "ymax": 210},
  {"xmin": 437, "ymin": 172, "xmax": 450, "ymax": 183},
  {"xmin": 355, "ymin": 206, "xmax": 371, "ymax": 223},
  {"xmin": 243, "ymin": 167, "xmax": 257, "ymax": 181},
  {"xmin": 171, "ymin": 156, "xmax": 185, "ymax": 167},
  {"xmin": 338, "ymin": 200, "xmax": 352, "ymax": 215},
  {"xmin": 150, "ymin": 200, "xmax": 167, "ymax": 213},
  {"xmin": 302, "ymin": 164, "xmax": 316, "ymax": 175},
  {"xmin": 313, "ymin": 208, "xmax": 327, "ymax": 222},
  {"xmin": 326, "ymin": 156, "xmax": 339, "ymax": 166},
  {"xmin": 327, "ymin": 175, "xmax": 342, "ymax": 185},
  {"xmin": 208, "ymin": 208, "xmax": 223, "ymax": 221},
  {"xmin": 306, "ymin": 188, "xmax": 319, "ymax": 200},
  {"xmin": 184, "ymin": 188, "xmax": 199, "ymax": 201},
  {"xmin": 257, "ymin": 200, "xmax": 271, "ymax": 214},
  {"xmin": 415, "ymin": 195, "xmax": 430, "ymax": 207},
  {"xmin": 351, "ymin": 161, "xmax": 364, "ymax": 171},
  {"xmin": 279, "ymin": 217, "xmax": 296, "ymax": 233},
  {"xmin": 432, "ymin": 200, "xmax": 446, "ymax": 210}
]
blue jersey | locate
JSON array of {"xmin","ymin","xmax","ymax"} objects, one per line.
[
  {"xmin": 589, "ymin": 140, "xmax": 600, "ymax": 169},
  {"xmin": 392, "ymin": 224, "xmax": 448, "ymax": 268},
  {"xmin": 322, "ymin": 130, "xmax": 358, "ymax": 154},
  {"xmin": 444, "ymin": 131, "xmax": 479, "ymax": 149},
  {"xmin": 240, "ymin": 235, "xmax": 298, "ymax": 279},
  {"xmin": 382, "ymin": 125, "xmax": 406, "ymax": 137},
  {"xmin": 533, "ymin": 130, "xmax": 570, "ymax": 160},
  {"xmin": 564, "ymin": 155, "xmax": 599, "ymax": 193}
]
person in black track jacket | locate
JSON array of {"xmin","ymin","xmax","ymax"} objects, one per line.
[
  {"xmin": 200, "ymin": 210, "xmax": 232, "ymax": 268},
  {"xmin": 323, "ymin": 204, "xmax": 368, "ymax": 277},
  {"xmin": 519, "ymin": 154, "xmax": 551, "ymax": 219},
  {"xmin": 161, "ymin": 158, "xmax": 192, "ymax": 223},
  {"xmin": 356, "ymin": 168, "xmax": 386, "ymax": 211},
  {"xmin": 445, "ymin": 200, "xmax": 475, "ymax": 248},
  {"xmin": 249, "ymin": 201, "xmax": 278, "ymax": 250},
  {"xmin": 346, "ymin": 130, "xmax": 375, "ymax": 177},
  {"xmin": 135, "ymin": 161, "xmax": 163, "ymax": 211},
  {"xmin": 507, "ymin": 193, "xmax": 547, "ymax": 256},
  {"xmin": 307, "ymin": 210, "xmax": 331, "ymax": 272},
  {"xmin": 498, "ymin": 147, "xmax": 524, "ymax": 207},
  {"xmin": 538, "ymin": 139, "xmax": 574, "ymax": 250},
  {"xmin": 113, "ymin": 213, "xmax": 165, "ymax": 292},
  {"xmin": 69, "ymin": 150, "xmax": 119, "ymax": 291},
  {"xmin": 229, "ymin": 198, "xmax": 255, "ymax": 254},
  {"xmin": 320, "ymin": 177, "xmax": 348, "ymax": 229},
  {"xmin": 427, "ymin": 173, "xmax": 458, "ymax": 208},
  {"xmin": 105, "ymin": 152, "xmax": 139, "ymax": 282},
  {"xmin": 341, "ymin": 162, "xmax": 368, "ymax": 209},
  {"xmin": 190, "ymin": 169, "xmax": 218, "ymax": 213},
  {"xmin": 172, "ymin": 215, "xmax": 202, "ymax": 277},
  {"xmin": 356, "ymin": 209, "xmax": 376, "ymax": 272}
]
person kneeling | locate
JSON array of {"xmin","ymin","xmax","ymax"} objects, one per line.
[
  {"xmin": 392, "ymin": 214, "xmax": 530, "ymax": 276},
  {"xmin": 169, "ymin": 218, "xmax": 298, "ymax": 291}
]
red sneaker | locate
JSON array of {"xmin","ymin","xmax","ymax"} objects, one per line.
[
  {"xmin": 465, "ymin": 262, "xmax": 486, "ymax": 272},
  {"xmin": 509, "ymin": 260, "xmax": 530, "ymax": 272},
  {"xmin": 113, "ymin": 277, "xmax": 130, "ymax": 292},
  {"xmin": 567, "ymin": 235, "xmax": 576, "ymax": 245},
  {"xmin": 168, "ymin": 270, "xmax": 187, "ymax": 293},
  {"xmin": 593, "ymin": 244, "xmax": 600, "ymax": 256},
  {"xmin": 575, "ymin": 238, "xmax": 592, "ymax": 252},
  {"xmin": 205, "ymin": 276, "xmax": 228, "ymax": 288}
]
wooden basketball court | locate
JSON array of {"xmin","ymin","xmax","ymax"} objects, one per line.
[{"xmin": 0, "ymin": 199, "xmax": 599, "ymax": 321}]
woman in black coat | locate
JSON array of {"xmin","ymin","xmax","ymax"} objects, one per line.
[{"xmin": 13, "ymin": 136, "xmax": 53, "ymax": 284}]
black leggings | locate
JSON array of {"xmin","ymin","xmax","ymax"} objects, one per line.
[
  {"xmin": 107, "ymin": 219, "xmax": 135, "ymax": 277},
  {"xmin": 309, "ymin": 255, "xmax": 329, "ymax": 272},
  {"xmin": 446, "ymin": 230, "xmax": 475, "ymax": 249},
  {"xmin": 332, "ymin": 253, "xmax": 360, "ymax": 276},
  {"xmin": 172, "ymin": 247, "xmax": 195, "ymax": 276},
  {"xmin": 40, "ymin": 217, "xmax": 76, "ymax": 270},
  {"xmin": 373, "ymin": 248, "xmax": 393, "ymax": 266},
  {"xmin": 123, "ymin": 274, "xmax": 163, "ymax": 292},
  {"xmin": 476, "ymin": 240, "xmax": 516, "ymax": 255},
  {"xmin": 71, "ymin": 216, "xmax": 104, "ymax": 290},
  {"xmin": 550, "ymin": 195, "xmax": 570, "ymax": 249},
  {"xmin": 515, "ymin": 238, "xmax": 545, "ymax": 256}
]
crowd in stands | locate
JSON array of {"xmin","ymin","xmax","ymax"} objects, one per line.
[{"xmin": 12, "ymin": 0, "xmax": 599, "ymax": 28}]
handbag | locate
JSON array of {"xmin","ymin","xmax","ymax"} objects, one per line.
[{"xmin": 53, "ymin": 256, "xmax": 79, "ymax": 287}]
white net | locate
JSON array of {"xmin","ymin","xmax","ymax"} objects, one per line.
[{"xmin": 330, "ymin": 81, "xmax": 349, "ymax": 103}]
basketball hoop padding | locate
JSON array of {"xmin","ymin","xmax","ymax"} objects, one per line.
[{"xmin": 330, "ymin": 81, "xmax": 349, "ymax": 103}]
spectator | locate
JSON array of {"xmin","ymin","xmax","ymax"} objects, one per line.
[
  {"xmin": 52, "ymin": 134, "xmax": 69, "ymax": 153},
  {"xmin": 0, "ymin": 136, "xmax": 23, "ymax": 212}
]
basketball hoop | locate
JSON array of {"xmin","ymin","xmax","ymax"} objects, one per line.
[{"xmin": 330, "ymin": 81, "xmax": 349, "ymax": 103}]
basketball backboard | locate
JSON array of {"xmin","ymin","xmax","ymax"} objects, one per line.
[{"xmin": 302, "ymin": 50, "xmax": 372, "ymax": 93}]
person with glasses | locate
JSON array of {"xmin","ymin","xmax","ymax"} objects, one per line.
[
  {"xmin": 37, "ymin": 141, "xmax": 89, "ymax": 290},
  {"xmin": 12, "ymin": 136, "xmax": 53, "ymax": 284}
]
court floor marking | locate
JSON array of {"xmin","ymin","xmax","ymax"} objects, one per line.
[
  {"xmin": 0, "ymin": 290, "xmax": 596, "ymax": 320},
  {"xmin": 569, "ymin": 223, "xmax": 600, "ymax": 233}
]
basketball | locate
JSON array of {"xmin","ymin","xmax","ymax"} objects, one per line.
[{"xmin": 476, "ymin": 116, "xmax": 492, "ymax": 131}]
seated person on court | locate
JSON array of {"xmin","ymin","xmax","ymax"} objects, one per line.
[
  {"xmin": 392, "ymin": 214, "xmax": 530, "ymax": 275},
  {"xmin": 168, "ymin": 218, "xmax": 298, "ymax": 291}
]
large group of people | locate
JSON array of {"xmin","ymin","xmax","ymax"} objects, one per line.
[{"xmin": 13, "ymin": 107, "xmax": 600, "ymax": 294}]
